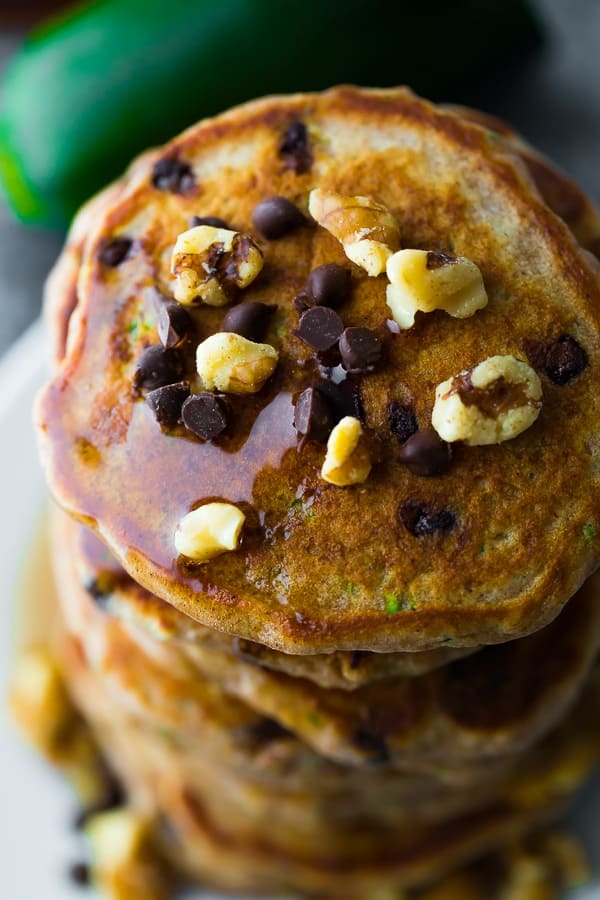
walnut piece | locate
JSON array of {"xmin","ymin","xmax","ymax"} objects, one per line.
[{"xmin": 308, "ymin": 189, "xmax": 400, "ymax": 276}]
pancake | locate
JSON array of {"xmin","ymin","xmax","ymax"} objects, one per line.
[
  {"xmin": 52, "ymin": 506, "xmax": 600, "ymax": 773},
  {"xmin": 62, "ymin": 511, "xmax": 476, "ymax": 689},
  {"xmin": 51, "ymin": 509, "xmax": 518, "ymax": 792},
  {"xmin": 53, "ymin": 608, "xmax": 600, "ymax": 897},
  {"xmin": 36, "ymin": 87, "xmax": 600, "ymax": 654}
]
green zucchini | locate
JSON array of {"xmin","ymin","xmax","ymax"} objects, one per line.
[{"xmin": 0, "ymin": 0, "xmax": 539, "ymax": 228}]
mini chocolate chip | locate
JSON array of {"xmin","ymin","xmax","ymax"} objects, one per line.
[
  {"xmin": 317, "ymin": 378, "xmax": 364, "ymax": 424},
  {"xmin": 133, "ymin": 345, "xmax": 183, "ymax": 392},
  {"xmin": 279, "ymin": 121, "xmax": 313, "ymax": 174},
  {"xmin": 232, "ymin": 717, "xmax": 291, "ymax": 751},
  {"xmin": 339, "ymin": 327, "xmax": 382, "ymax": 373},
  {"xmin": 399, "ymin": 501, "xmax": 456, "ymax": 537},
  {"xmin": 426, "ymin": 250, "xmax": 458, "ymax": 269},
  {"xmin": 74, "ymin": 780, "xmax": 125, "ymax": 830},
  {"xmin": 398, "ymin": 430, "xmax": 451, "ymax": 477},
  {"xmin": 182, "ymin": 393, "xmax": 229, "ymax": 440},
  {"xmin": 190, "ymin": 215, "xmax": 230, "ymax": 229},
  {"xmin": 83, "ymin": 574, "xmax": 114, "ymax": 611},
  {"xmin": 524, "ymin": 334, "xmax": 588, "ymax": 385},
  {"xmin": 99, "ymin": 237, "xmax": 133, "ymax": 267},
  {"xmin": 349, "ymin": 650, "xmax": 366, "ymax": 670},
  {"xmin": 146, "ymin": 382, "xmax": 190, "ymax": 430},
  {"xmin": 305, "ymin": 263, "xmax": 351, "ymax": 307},
  {"xmin": 252, "ymin": 196, "xmax": 305, "ymax": 239},
  {"xmin": 294, "ymin": 306, "xmax": 344, "ymax": 352},
  {"xmin": 152, "ymin": 156, "xmax": 195, "ymax": 193},
  {"xmin": 68, "ymin": 862, "xmax": 91, "ymax": 887},
  {"xmin": 157, "ymin": 300, "xmax": 192, "ymax": 349},
  {"xmin": 222, "ymin": 301, "xmax": 276, "ymax": 342},
  {"xmin": 353, "ymin": 729, "xmax": 390, "ymax": 764},
  {"xmin": 293, "ymin": 387, "xmax": 335, "ymax": 442},
  {"xmin": 545, "ymin": 335, "xmax": 588, "ymax": 384},
  {"xmin": 388, "ymin": 402, "xmax": 418, "ymax": 444}
]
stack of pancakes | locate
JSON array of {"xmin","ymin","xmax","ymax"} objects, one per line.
[{"xmin": 28, "ymin": 88, "xmax": 600, "ymax": 897}]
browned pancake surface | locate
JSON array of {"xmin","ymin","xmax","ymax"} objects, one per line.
[{"xmin": 36, "ymin": 87, "xmax": 600, "ymax": 652}]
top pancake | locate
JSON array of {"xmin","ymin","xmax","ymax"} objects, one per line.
[{"xmin": 36, "ymin": 86, "xmax": 600, "ymax": 653}]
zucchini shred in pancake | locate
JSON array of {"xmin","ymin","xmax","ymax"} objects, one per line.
[
  {"xmin": 18, "ymin": 86, "xmax": 600, "ymax": 899},
  {"xmin": 36, "ymin": 86, "xmax": 600, "ymax": 654}
]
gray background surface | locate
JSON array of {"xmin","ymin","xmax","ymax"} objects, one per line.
[{"xmin": 0, "ymin": 0, "xmax": 599, "ymax": 356}]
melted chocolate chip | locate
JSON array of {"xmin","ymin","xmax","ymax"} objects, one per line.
[
  {"xmin": 278, "ymin": 121, "xmax": 313, "ymax": 174},
  {"xmin": 222, "ymin": 301, "xmax": 276, "ymax": 342},
  {"xmin": 182, "ymin": 393, "xmax": 229, "ymax": 440},
  {"xmin": 99, "ymin": 237, "xmax": 133, "ymax": 267},
  {"xmin": 190, "ymin": 215, "xmax": 229, "ymax": 229},
  {"xmin": 399, "ymin": 501, "xmax": 456, "ymax": 537},
  {"xmin": 68, "ymin": 862, "xmax": 90, "ymax": 887},
  {"xmin": 398, "ymin": 430, "xmax": 451, "ymax": 477},
  {"xmin": 293, "ymin": 387, "xmax": 335, "ymax": 442},
  {"xmin": 317, "ymin": 378, "xmax": 364, "ymax": 424},
  {"xmin": 133, "ymin": 345, "xmax": 183, "ymax": 392},
  {"xmin": 352, "ymin": 729, "xmax": 390, "ymax": 764},
  {"xmin": 339, "ymin": 327, "xmax": 382, "ymax": 374},
  {"xmin": 252, "ymin": 196, "xmax": 305, "ymax": 239},
  {"xmin": 525, "ymin": 335, "xmax": 588, "ymax": 385},
  {"xmin": 146, "ymin": 382, "xmax": 190, "ymax": 430},
  {"xmin": 152, "ymin": 156, "xmax": 195, "ymax": 193},
  {"xmin": 295, "ymin": 306, "xmax": 344, "ymax": 352},
  {"xmin": 157, "ymin": 300, "xmax": 192, "ymax": 349},
  {"xmin": 305, "ymin": 264, "xmax": 351, "ymax": 307},
  {"xmin": 426, "ymin": 250, "xmax": 458, "ymax": 269},
  {"xmin": 388, "ymin": 402, "xmax": 418, "ymax": 444}
]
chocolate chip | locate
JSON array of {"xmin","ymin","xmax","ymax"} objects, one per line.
[
  {"xmin": 182, "ymin": 393, "xmax": 229, "ymax": 440},
  {"xmin": 305, "ymin": 264, "xmax": 351, "ymax": 308},
  {"xmin": 252, "ymin": 196, "xmax": 305, "ymax": 239},
  {"xmin": 388, "ymin": 402, "xmax": 418, "ymax": 444},
  {"xmin": 352, "ymin": 729, "xmax": 390, "ymax": 765},
  {"xmin": 398, "ymin": 430, "xmax": 451, "ymax": 477},
  {"xmin": 157, "ymin": 300, "xmax": 192, "ymax": 349},
  {"xmin": 83, "ymin": 574, "xmax": 114, "ymax": 611},
  {"xmin": 522, "ymin": 339, "xmax": 548, "ymax": 373},
  {"xmin": 545, "ymin": 336, "xmax": 588, "ymax": 384},
  {"xmin": 426, "ymin": 250, "xmax": 458, "ymax": 269},
  {"xmin": 68, "ymin": 862, "xmax": 90, "ymax": 887},
  {"xmin": 74, "ymin": 779, "xmax": 125, "ymax": 830},
  {"xmin": 146, "ymin": 382, "xmax": 190, "ymax": 429},
  {"xmin": 399, "ymin": 501, "xmax": 456, "ymax": 537},
  {"xmin": 190, "ymin": 215, "xmax": 229, "ymax": 229},
  {"xmin": 99, "ymin": 237, "xmax": 133, "ymax": 267},
  {"xmin": 317, "ymin": 378, "xmax": 364, "ymax": 424},
  {"xmin": 152, "ymin": 156, "xmax": 195, "ymax": 193},
  {"xmin": 295, "ymin": 306, "xmax": 344, "ymax": 352},
  {"xmin": 293, "ymin": 292, "xmax": 311, "ymax": 314},
  {"xmin": 293, "ymin": 387, "xmax": 335, "ymax": 442},
  {"xmin": 222, "ymin": 301, "xmax": 276, "ymax": 342},
  {"xmin": 133, "ymin": 345, "xmax": 183, "ymax": 392},
  {"xmin": 527, "ymin": 334, "xmax": 588, "ymax": 386},
  {"xmin": 278, "ymin": 121, "xmax": 313, "ymax": 174},
  {"xmin": 349, "ymin": 650, "xmax": 366, "ymax": 670},
  {"xmin": 232, "ymin": 717, "xmax": 291, "ymax": 751},
  {"xmin": 339, "ymin": 327, "xmax": 382, "ymax": 374}
]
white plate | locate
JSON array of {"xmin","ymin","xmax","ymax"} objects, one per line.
[{"xmin": 1, "ymin": 321, "xmax": 598, "ymax": 899}]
